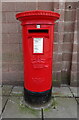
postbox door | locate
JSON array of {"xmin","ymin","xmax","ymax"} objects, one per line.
[{"xmin": 23, "ymin": 25, "xmax": 54, "ymax": 92}]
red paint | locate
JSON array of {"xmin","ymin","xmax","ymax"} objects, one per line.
[{"xmin": 16, "ymin": 10, "xmax": 60, "ymax": 92}]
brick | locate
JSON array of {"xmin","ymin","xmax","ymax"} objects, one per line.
[
  {"xmin": 17, "ymin": 22, "xmax": 22, "ymax": 33},
  {"xmin": 2, "ymin": 80, "xmax": 23, "ymax": 86},
  {"xmin": 0, "ymin": 23, "xmax": 2, "ymax": 34},
  {"xmin": 2, "ymin": 34, "xmax": 9, "ymax": 44},
  {"xmin": 54, "ymin": 22, "xmax": 58, "ymax": 32},
  {"xmin": 15, "ymin": 2, "xmax": 26, "ymax": 12},
  {"xmin": 6, "ymin": 12, "xmax": 17, "ymax": 23},
  {"xmin": 54, "ymin": 32, "xmax": 59, "ymax": 43},
  {"xmin": 2, "ymin": 71, "xmax": 19, "ymax": 82},
  {"xmin": 53, "ymin": 71, "xmax": 61, "ymax": 86},
  {"xmin": 71, "ymin": 63, "xmax": 77, "ymax": 71},
  {"xmin": 62, "ymin": 61, "xmax": 71, "ymax": 71},
  {"xmin": 53, "ymin": 53, "xmax": 62, "ymax": 62},
  {"xmin": 77, "ymin": 8, "xmax": 79, "ymax": 20},
  {"xmin": 63, "ymin": 33, "xmax": 74, "ymax": 43},
  {"xmin": 65, "ymin": 2, "xmax": 77, "ymax": 9},
  {"xmin": 61, "ymin": 70, "xmax": 70, "ymax": 84},
  {"xmin": 2, "ymin": 23, "xmax": 18, "ymax": 34},
  {"xmin": 74, "ymin": 32, "xmax": 77, "ymax": 44},
  {"xmin": 54, "ymin": 2, "xmax": 59, "ymax": 9},
  {"xmin": 3, "ymin": 44, "xmax": 19, "ymax": 53},
  {"xmin": 77, "ymin": 2, "xmax": 79, "ymax": 8},
  {"xmin": 58, "ymin": 33, "xmax": 64, "ymax": 43},
  {"xmin": 59, "ymin": 2, "xmax": 65, "ymax": 9},
  {"xmin": 8, "ymin": 43, "xmax": 20, "ymax": 53},
  {"xmin": 0, "ymin": 76, "xmax": 2, "ymax": 85},
  {"xmin": 62, "ymin": 53, "xmax": 72, "ymax": 61},
  {"xmin": 2, "ymin": 53, "xmax": 13, "ymax": 62},
  {"xmin": 54, "ymin": 43, "xmax": 62, "ymax": 53},
  {"xmin": 2, "ymin": 12, "xmax": 6, "ymax": 23},
  {"xmin": 71, "ymin": 71, "xmax": 77, "ymax": 82},
  {"xmin": 62, "ymin": 43, "xmax": 73, "ymax": 53},
  {"xmin": 26, "ymin": 2, "xmax": 36, "ymax": 11},
  {"xmin": 77, "ymin": 71, "xmax": 79, "ymax": 79},
  {"xmin": 78, "ymin": 32, "xmax": 79, "ymax": 44},
  {"xmin": 0, "ymin": 11, "xmax": 2, "ymax": 23},
  {"xmin": 73, "ymin": 44, "xmax": 77, "ymax": 52},
  {"xmin": 70, "ymin": 81, "xmax": 77, "ymax": 87},
  {"xmin": 8, "ymin": 63, "xmax": 23, "ymax": 72},
  {"xmin": 38, "ymin": 2, "xmax": 54, "ymax": 10},
  {"xmin": 2, "ymin": 71, "xmax": 24, "ymax": 83},
  {"xmin": 59, "ymin": 9, "xmax": 65, "ymax": 21},
  {"xmin": 64, "ymin": 10, "xmax": 76, "ymax": 21},
  {"xmin": 19, "ymin": 44, "xmax": 23, "ymax": 52},
  {"xmin": 2, "ymin": 44, "xmax": 12, "ymax": 62},
  {"xmin": 53, "ymin": 63, "xmax": 61, "ymax": 71},
  {"xmin": 8, "ymin": 33, "xmax": 22, "ymax": 44},
  {"xmin": 77, "ymin": 53, "xmax": 79, "ymax": 62},
  {"xmin": 58, "ymin": 22, "xmax": 64, "ymax": 32},
  {"xmin": 18, "ymin": 35, "xmax": 22, "ymax": 44},
  {"xmin": 12, "ymin": 52, "xmax": 23, "ymax": 62},
  {"xmin": 0, "ymin": 46, "xmax": 2, "ymax": 62},
  {"xmin": 53, "ymin": 43, "xmax": 58, "ymax": 52},
  {"xmin": 2, "ymin": 62, "xmax": 9, "ymax": 72},
  {"xmin": 64, "ymin": 22, "xmax": 75, "ymax": 32},
  {"xmin": 72, "ymin": 53, "xmax": 77, "ymax": 62},
  {"xmin": 77, "ymin": 20, "xmax": 79, "ymax": 31},
  {"xmin": 74, "ymin": 21, "xmax": 77, "ymax": 32},
  {"xmin": 74, "ymin": 44, "xmax": 78, "ymax": 53},
  {"xmin": 0, "ymin": 2, "xmax": 2, "ymax": 12},
  {"xmin": 2, "ymin": 44, "xmax": 10, "ymax": 53},
  {"xmin": 2, "ymin": 2, "xmax": 15, "ymax": 12},
  {"xmin": 2, "ymin": 44, "xmax": 21, "ymax": 62},
  {"xmin": 2, "ymin": 23, "xmax": 8, "ymax": 34}
]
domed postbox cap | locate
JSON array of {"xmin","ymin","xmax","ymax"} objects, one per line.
[{"xmin": 16, "ymin": 10, "xmax": 60, "ymax": 24}]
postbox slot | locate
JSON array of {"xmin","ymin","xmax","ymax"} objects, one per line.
[{"xmin": 28, "ymin": 29, "xmax": 48, "ymax": 33}]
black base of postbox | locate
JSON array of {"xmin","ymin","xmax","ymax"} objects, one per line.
[{"xmin": 24, "ymin": 87, "xmax": 52, "ymax": 105}]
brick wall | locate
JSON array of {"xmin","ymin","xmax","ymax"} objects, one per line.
[{"xmin": 2, "ymin": 2, "xmax": 78, "ymax": 86}]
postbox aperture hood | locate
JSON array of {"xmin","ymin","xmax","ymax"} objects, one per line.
[{"xmin": 16, "ymin": 10, "xmax": 60, "ymax": 25}]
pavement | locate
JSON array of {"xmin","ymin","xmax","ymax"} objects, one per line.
[{"xmin": 0, "ymin": 85, "xmax": 78, "ymax": 119}]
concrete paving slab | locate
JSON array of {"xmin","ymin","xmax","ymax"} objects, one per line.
[
  {"xmin": 0, "ymin": 97, "xmax": 2, "ymax": 115},
  {"xmin": 2, "ymin": 96, "xmax": 41, "ymax": 118},
  {"xmin": 0, "ymin": 85, "xmax": 2, "ymax": 96},
  {"xmin": 2, "ymin": 85, "xmax": 13, "ymax": 96},
  {"xmin": 0, "ymin": 96, "xmax": 9, "ymax": 115},
  {"xmin": 11, "ymin": 86, "xmax": 23, "ymax": 97},
  {"xmin": 76, "ymin": 98, "xmax": 79, "ymax": 104},
  {"xmin": 43, "ymin": 97, "xmax": 77, "ymax": 118},
  {"xmin": 2, "ymin": 96, "xmax": 9, "ymax": 110},
  {"xmin": 69, "ymin": 87, "xmax": 78, "ymax": 97},
  {"xmin": 52, "ymin": 87, "xmax": 73, "ymax": 97}
]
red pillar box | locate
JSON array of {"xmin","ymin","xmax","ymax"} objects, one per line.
[{"xmin": 16, "ymin": 10, "xmax": 60, "ymax": 105}]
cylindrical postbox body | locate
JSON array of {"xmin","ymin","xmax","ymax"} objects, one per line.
[{"xmin": 16, "ymin": 10, "xmax": 60, "ymax": 105}]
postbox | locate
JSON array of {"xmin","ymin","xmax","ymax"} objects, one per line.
[{"xmin": 16, "ymin": 10, "xmax": 60, "ymax": 105}]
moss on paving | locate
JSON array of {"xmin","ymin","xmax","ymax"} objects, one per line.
[
  {"xmin": 44, "ymin": 97, "xmax": 58, "ymax": 111},
  {"xmin": 11, "ymin": 92, "xmax": 24, "ymax": 97},
  {"xmin": 18, "ymin": 98, "xmax": 40, "ymax": 116}
]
